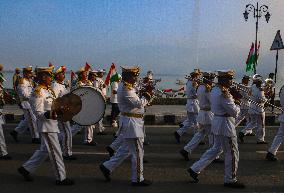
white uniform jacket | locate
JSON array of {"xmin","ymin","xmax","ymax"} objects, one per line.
[
  {"xmin": 51, "ymin": 81, "xmax": 70, "ymax": 98},
  {"xmin": 110, "ymin": 81, "xmax": 119, "ymax": 103},
  {"xmin": 94, "ymin": 78, "xmax": 106, "ymax": 97},
  {"xmin": 118, "ymin": 82, "xmax": 148, "ymax": 139},
  {"xmin": 17, "ymin": 78, "xmax": 34, "ymax": 109},
  {"xmin": 248, "ymin": 84, "xmax": 266, "ymax": 114},
  {"xmin": 30, "ymin": 86, "xmax": 59, "ymax": 133},
  {"xmin": 211, "ymin": 86, "xmax": 240, "ymax": 137},
  {"xmin": 185, "ymin": 80, "xmax": 199, "ymax": 113},
  {"xmin": 239, "ymin": 85, "xmax": 251, "ymax": 110},
  {"xmin": 278, "ymin": 86, "xmax": 284, "ymax": 123},
  {"xmin": 196, "ymin": 84, "xmax": 213, "ymax": 125}
]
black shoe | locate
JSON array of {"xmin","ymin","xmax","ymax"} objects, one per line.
[
  {"xmin": 179, "ymin": 123, "xmax": 184, "ymax": 128},
  {"xmin": 174, "ymin": 131, "xmax": 180, "ymax": 144},
  {"xmin": 97, "ymin": 131, "xmax": 107, "ymax": 135},
  {"xmin": 143, "ymin": 141, "xmax": 150, "ymax": 146},
  {"xmin": 32, "ymin": 138, "xmax": 40, "ymax": 144},
  {"xmin": 224, "ymin": 181, "xmax": 245, "ymax": 189},
  {"xmin": 99, "ymin": 164, "xmax": 111, "ymax": 182},
  {"xmin": 246, "ymin": 132, "xmax": 256, "ymax": 136},
  {"xmin": 83, "ymin": 141, "xmax": 97, "ymax": 146},
  {"xmin": 10, "ymin": 130, "xmax": 19, "ymax": 142},
  {"xmin": 179, "ymin": 149, "xmax": 189, "ymax": 161},
  {"xmin": 131, "ymin": 179, "xmax": 152, "ymax": 186},
  {"xmin": 55, "ymin": 178, "xmax": 74, "ymax": 186},
  {"xmin": 266, "ymin": 152, "xmax": 278, "ymax": 161},
  {"xmin": 257, "ymin": 141, "xmax": 268, "ymax": 144},
  {"xmin": 63, "ymin": 155, "xmax": 77, "ymax": 160},
  {"xmin": 143, "ymin": 159, "xmax": 149, "ymax": 163},
  {"xmin": 18, "ymin": 166, "xmax": 33, "ymax": 181},
  {"xmin": 238, "ymin": 132, "xmax": 244, "ymax": 143},
  {"xmin": 106, "ymin": 146, "xmax": 115, "ymax": 157},
  {"xmin": 198, "ymin": 141, "xmax": 206, "ymax": 145},
  {"xmin": 187, "ymin": 168, "xmax": 199, "ymax": 183},
  {"xmin": 212, "ymin": 158, "xmax": 224, "ymax": 163},
  {"xmin": 0, "ymin": 154, "xmax": 12, "ymax": 160}
]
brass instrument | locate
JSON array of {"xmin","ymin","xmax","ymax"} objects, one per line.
[
  {"xmin": 139, "ymin": 77, "xmax": 161, "ymax": 105},
  {"xmin": 231, "ymin": 81, "xmax": 283, "ymax": 114}
]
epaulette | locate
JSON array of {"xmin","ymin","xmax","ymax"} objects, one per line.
[
  {"xmin": 204, "ymin": 83, "xmax": 212, "ymax": 93},
  {"xmin": 218, "ymin": 85, "xmax": 231, "ymax": 98},
  {"xmin": 18, "ymin": 78, "xmax": 25, "ymax": 85},
  {"xmin": 33, "ymin": 85, "xmax": 44, "ymax": 97},
  {"xmin": 192, "ymin": 81, "xmax": 198, "ymax": 88}
]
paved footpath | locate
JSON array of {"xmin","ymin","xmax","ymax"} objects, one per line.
[
  {"xmin": 0, "ymin": 124, "xmax": 284, "ymax": 193},
  {"xmin": 2, "ymin": 105, "xmax": 279, "ymax": 125}
]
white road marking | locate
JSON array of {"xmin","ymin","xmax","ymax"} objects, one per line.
[
  {"xmin": 73, "ymin": 151, "xmax": 108, "ymax": 155},
  {"xmin": 256, "ymin": 151, "xmax": 284, "ymax": 154}
]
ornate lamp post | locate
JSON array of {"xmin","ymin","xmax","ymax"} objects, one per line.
[{"xmin": 243, "ymin": 2, "xmax": 271, "ymax": 74}]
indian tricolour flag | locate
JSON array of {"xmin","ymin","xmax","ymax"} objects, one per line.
[
  {"xmin": 246, "ymin": 42, "xmax": 254, "ymax": 72},
  {"xmin": 105, "ymin": 63, "xmax": 116, "ymax": 86}
]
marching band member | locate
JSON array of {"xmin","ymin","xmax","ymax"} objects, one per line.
[
  {"xmin": 10, "ymin": 66, "xmax": 40, "ymax": 144},
  {"xmin": 13, "ymin": 67, "xmax": 21, "ymax": 92},
  {"xmin": 179, "ymin": 72, "xmax": 215, "ymax": 160},
  {"xmin": 239, "ymin": 74, "xmax": 267, "ymax": 144},
  {"xmin": 93, "ymin": 69, "xmax": 106, "ymax": 135},
  {"xmin": 72, "ymin": 68, "xmax": 97, "ymax": 146},
  {"xmin": 234, "ymin": 76, "xmax": 255, "ymax": 136},
  {"xmin": 266, "ymin": 84, "xmax": 284, "ymax": 161},
  {"xmin": 0, "ymin": 64, "xmax": 12, "ymax": 160},
  {"xmin": 52, "ymin": 66, "xmax": 76, "ymax": 160},
  {"xmin": 99, "ymin": 66, "xmax": 152, "ymax": 186},
  {"xmin": 235, "ymin": 76, "xmax": 252, "ymax": 129},
  {"xmin": 174, "ymin": 69, "xmax": 202, "ymax": 143},
  {"xmin": 105, "ymin": 71, "xmax": 153, "ymax": 157},
  {"xmin": 188, "ymin": 70, "xmax": 245, "ymax": 189},
  {"xmin": 110, "ymin": 73, "xmax": 122, "ymax": 128},
  {"xmin": 17, "ymin": 66, "xmax": 74, "ymax": 185},
  {"xmin": 105, "ymin": 73, "xmax": 122, "ymax": 157}
]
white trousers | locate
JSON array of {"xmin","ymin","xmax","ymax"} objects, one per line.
[
  {"xmin": 84, "ymin": 125, "xmax": 95, "ymax": 143},
  {"xmin": 176, "ymin": 112, "xmax": 198, "ymax": 136},
  {"xmin": 23, "ymin": 132, "xmax": 66, "ymax": 181},
  {"xmin": 190, "ymin": 135, "xmax": 239, "ymax": 183},
  {"xmin": 0, "ymin": 114, "xmax": 8, "ymax": 156},
  {"xmin": 110, "ymin": 132, "xmax": 124, "ymax": 151},
  {"xmin": 235, "ymin": 109, "xmax": 249, "ymax": 127},
  {"xmin": 95, "ymin": 119, "xmax": 105, "ymax": 133},
  {"xmin": 184, "ymin": 125, "xmax": 212, "ymax": 154},
  {"xmin": 103, "ymin": 138, "xmax": 144, "ymax": 182},
  {"xmin": 268, "ymin": 122, "xmax": 284, "ymax": 155},
  {"xmin": 58, "ymin": 121, "xmax": 72, "ymax": 156},
  {"xmin": 241, "ymin": 113, "xmax": 265, "ymax": 141},
  {"xmin": 15, "ymin": 108, "xmax": 39, "ymax": 139}
]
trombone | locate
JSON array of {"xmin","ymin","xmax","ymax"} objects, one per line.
[{"xmin": 231, "ymin": 81, "xmax": 283, "ymax": 114}]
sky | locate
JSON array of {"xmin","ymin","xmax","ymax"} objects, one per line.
[{"xmin": 0, "ymin": 0, "xmax": 284, "ymax": 82}]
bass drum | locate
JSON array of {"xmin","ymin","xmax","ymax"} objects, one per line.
[{"xmin": 71, "ymin": 86, "xmax": 106, "ymax": 126}]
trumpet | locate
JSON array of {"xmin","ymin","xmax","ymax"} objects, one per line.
[{"xmin": 138, "ymin": 77, "xmax": 160, "ymax": 105}]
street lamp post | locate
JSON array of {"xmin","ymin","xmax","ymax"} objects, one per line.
[{"xmin": 243, "ymin": 2, "xmax": 271, "ymax": 74}]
